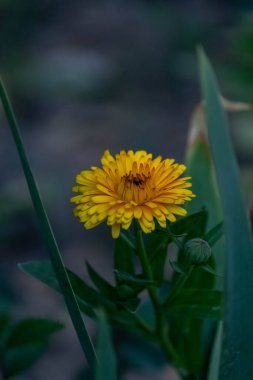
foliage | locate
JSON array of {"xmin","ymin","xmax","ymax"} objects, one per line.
[
  {"xmin": 0, "ymin": 313, "xmax": 63, "ymax": 379},
  {"xmin": 1, "ymin": 49, "xmax": 253, "ymax": 380}
]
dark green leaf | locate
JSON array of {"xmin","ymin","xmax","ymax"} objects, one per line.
[
  {"xmin": 120, "ymin": 230, "xmax": 136, "ymax": 251},
  {"xmin": 205, "ymin": 222, "xmax": 223, "ymax": 247},
  {"xmin": 0, "ymin": 79, "xmax": 97, "ymax": 369},
  {"xmin": 95, "ymin": 311, "xmax": 117, "ymax": 380},
  {"xmin": 5, "ymin": 318, "xmax": 63, "ymax": 348},
  {"xmin": 0, "ymin": 313, "xmax": 11, "ymax": 350},
  {"xmin": 86, "ymin": 262, "xmax": 117, "ymax": 299},
  {"xmin": 207, "ymin": 322, "xmax": 223, "ymax": 380},
  {"xmin": 169, "ymin": 260, "xmax": 186, "ymax": 275},
  {"xmin": 3, "ymin": 343, "xmax": 46, "ymax": 378},
  {"xmin": 200, "ymin": 264, "xmax": 222, "ymax": 277},
  {"xmin": 170, "ymin": 209, "xmax": 208, "ymax": 239},
  {"xmin": 114, "ymin": 270, "xmax": 155, "ymax": 286},
  {"xmin": 147, "ymin": 231, "xmax": 170, "ymax": 285},
  {"xmin": 19, "ymin": 261, "xmax": 117, "ymax": 314},
  {"xmin": 118, "ymin": 297, "xmax": 140, "ymax": 313},
  {"xmin": 199, "ymin": 48, "xmax": 253, "ymax": 379},
  {"xmin": 166, "ymin": 289, "xmax": 223, "ymax": 320},
  {"xmin": 114, "ymin": 235, "xmax": 135, "ymax": 277}
]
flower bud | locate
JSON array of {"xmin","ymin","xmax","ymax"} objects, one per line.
[{"xmin": 184, "ymin": 238, "xmax": 211, "ymax": 265}]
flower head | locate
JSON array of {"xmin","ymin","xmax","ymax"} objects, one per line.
[{"xmin": 71, "ymin": 150, "xmax": 195, "ymax": 238}]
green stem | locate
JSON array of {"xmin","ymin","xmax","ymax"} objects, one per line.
[
  {"xmin": 133, "ymin": 221, "xmax": 183, "ymax": 368},
  {"xmin": 0, "ymin": 78, "xmax": 97, "ymax": 370}
]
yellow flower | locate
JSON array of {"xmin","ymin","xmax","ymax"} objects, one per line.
[{"xmin": 70, "ymin": 150, "xmax": 195, "ymax": 238}]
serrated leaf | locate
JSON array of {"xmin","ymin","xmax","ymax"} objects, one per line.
[{"xmin": 95, "ymin": 311, "xmax": 117, "ymax": 380}]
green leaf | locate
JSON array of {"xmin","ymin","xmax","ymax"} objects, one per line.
[
  {"xmin": 86, "ymin": 262, "xmax": 117, "ymax": 299},
  {"xmin": 147, "ymin": 230, "xmax": 170, "ymax": 285},
  {"xmin": 170, "ymin": 209, "xmax": 208, "ymax": 240},
  {"xmin": 204, "ymin": 222, "xmax": 223, "ymax": 247},
  {"xmin": 0, "ymin": 313, "xmax": 11, "ymax": 351},
  {"xmin": 200, "ymin": 264, "xmax": 221, "ymax": 277},
  {"xmin": 166, "ymin": 289, "xmax": 223, "ymax": 320},
  {"xmin": 5, "ymin": 318, "xmax": 63, "ymax": 348},
  {"xmin": 114, "ymin": 235, "xmax": 135, "ymax": 276},
  {"xmin": 199, "ymin": 48, "xmax": 253, "ymax": 379},
  {"xmin": 1, "ymin": 317, "xmax": 63, "ymax": 378},
  {"xmin": 3, "ymin": 342, "xmax": 46, "ymax": 378},
  {"xmin": 95, "ymin": 311, "xmax": 117, "ymax": 380},
  {"xmin": 114, "ymin": 270, "xmax": 155, "ymax": 286},
  {"xmin": 168, "ymin": 75, "xmax": 224, "ymax": 376},
  {"xmin": 0, "ymin": 79, "xmax": 97, "ymax": 369},
  {"xmin": 207, "ymin": 322, "xmax": 223, "ymax": 380},
  {"xmin": 169, "ymin": 260, "xmax": 186, "ymax": 275},
  {"xmin": 120, "ymin": 230, "xmax": 136, "ymax": 251},
  {"xmin": 199, "ymin": 50, "xmax": 253, "ymax": 380},
  {"xmin": 19, "ymin": 261, "xmax": 116, "ymax": 315}
]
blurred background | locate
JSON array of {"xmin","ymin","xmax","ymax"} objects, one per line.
[{"xmin": 1, "ymin": 0, "xmax": 253, "ymax": 379}]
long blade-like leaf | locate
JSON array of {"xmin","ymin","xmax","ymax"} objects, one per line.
[
  {"xmin": 95, "ymin": 311, "xmax": 117, "ymax": 380},
  {"xmin": 198, "ymin": 49, "xmax": 253, "ymax": 380},
  {"xmin": 0, "ymin": 79, "xmax": 97, "ymax": 369}
]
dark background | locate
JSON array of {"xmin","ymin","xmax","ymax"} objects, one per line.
[{"xmin": 1, "ymin": 1, "xmax": 253, "ymax": 379}]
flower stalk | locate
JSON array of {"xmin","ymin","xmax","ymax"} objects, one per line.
[{"xmin": 133, "ymin": 221, "xmax": 184, "ymax": 371}]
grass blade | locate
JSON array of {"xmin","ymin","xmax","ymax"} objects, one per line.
[
  {"xmin": 95, "ymin": 311, "xmax": 117, "ymax": 380},
  {"xmin": 207, "ymin": 322, "xmax": 223, "ymax": 380},
  {"xmin": 0, "ymin": 78, "xmax": 97, "ymax": 369},
  {"xmin": 198, "ymin": 48, "xmax": 253, "ymax": 380}
]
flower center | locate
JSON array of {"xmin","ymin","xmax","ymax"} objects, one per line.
[
  {"xmin": 125, "ymin": 173, "xmax": 148, "ymax": 188},
  {"xmin": 116, "ymin": 171, "xmax": 152, "ymax": 203}
]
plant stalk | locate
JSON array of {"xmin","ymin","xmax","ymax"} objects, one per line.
[{"xmin": 133, "ymin": 221, "xmax": 184, "ymax": 370}]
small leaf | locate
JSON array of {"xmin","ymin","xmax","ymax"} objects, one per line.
[
  {"xmin": 170, "ymin": 209, "xmax": 208, "ymax": 239},
  {"xmin": 86, "ymin": 262, "xmax": 117, "ymax": 299},
  {"xmin": 200, "ymin": 264, "xmax": 222, "ymax": 277},
  {"xmin": 169, "ymin": 260, "xmax": 186, "ymax": 275},
  {"xmin": 95, "ymin": 311, "xmax": 117, "ymax": 380},
  {"xmin": 118, "ymin": 297, "xmax": 140, "ymax": 313},
  {"xmin": 114, "ymin": 270, "xmax": 155, "ymax": 286},
  {"xmin": 204, "ymin": 222, "xmax": 224, "ymax": 247}
]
